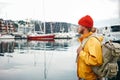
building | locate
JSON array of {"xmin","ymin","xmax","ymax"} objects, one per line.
[{"xmin": 0, "ymin": 19, "xmax": 16, "ymax": 34}]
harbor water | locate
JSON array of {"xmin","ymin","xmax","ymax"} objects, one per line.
[{"xmin": 0, "ymin": 39, "xmax": 78, "ymax": 80}]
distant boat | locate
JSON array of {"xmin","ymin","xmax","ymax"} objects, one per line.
[
  {"xmin": 0, "ymin": 34, "xmax": 15, "ymax": 39},
  {"xmin": 98, "ymin": 25, "xmax": 120, "ymax": 42},
  {"xmin": 54, "ymin": 33, "xmax": 72, "ymax": 39},
  {"xmin": 0, "ymin": 38, "xmax": 15, "ymax": 42}
]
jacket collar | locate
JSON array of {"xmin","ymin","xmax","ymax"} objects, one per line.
[{"xmin": 79, "ymin": 32, "xmax": 93, "ymax": 42}]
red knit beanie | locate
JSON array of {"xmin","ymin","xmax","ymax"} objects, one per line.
[{"xmin": 78, "ymin": 15, "xmax": 93, "ymax": 28}]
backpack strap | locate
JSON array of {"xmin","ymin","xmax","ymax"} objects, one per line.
[{"xmin": 81, "ymin": 35, "xmax": 100, "ymax": 49}]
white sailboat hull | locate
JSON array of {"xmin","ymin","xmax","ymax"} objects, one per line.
[{"xmin": 0, "ymin": 34, "xmax": 15, "ymax": 39}]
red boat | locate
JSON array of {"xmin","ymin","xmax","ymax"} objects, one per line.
[
  {"xmin": 27, "ymin": 21, "xmax": 55, "ymax": 41},
  {"xmin": 27, "ymin": 33, "xmax": 55, "ymax": 41}
]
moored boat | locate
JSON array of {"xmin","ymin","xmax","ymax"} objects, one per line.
[
  {"xmin": 0, "ymin": 34, "xmax": 15, "ymax": 39},
  {"xmin": 27, "ymin": 33, "xmax": 55, "ymax": 41}
]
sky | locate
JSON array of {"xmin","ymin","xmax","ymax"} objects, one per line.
[{"xmin": 0, "ymin": 0, "xmax": 119, "ymax": 25}]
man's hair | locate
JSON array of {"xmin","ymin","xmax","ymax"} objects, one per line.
[
  {"xmin": 87, "ymin": 28, "xmax": 92, "ymax": 32},
  {"xmin": 91, "ymin": 27, "xmax": 96, "ymax": 33}
]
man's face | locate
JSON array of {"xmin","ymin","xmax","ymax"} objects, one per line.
[{"xmin": 77, "ymin": 25, "xmax": 85, "ymax": 34}]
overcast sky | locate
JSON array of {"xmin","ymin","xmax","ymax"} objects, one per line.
[{"xmin": 0, "ymin": 0, "xmax": 119, "ymax": 25}]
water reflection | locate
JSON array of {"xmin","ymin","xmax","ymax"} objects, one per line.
[
  {"xmin": 0, "ymin": 39, "xmax": 78, "ymax": 80},
  {"xmin": 27, "ymin": 40, "xmax": 71, "ymax": 51},
  {"xmin": 0, "ymin": 42, "xmax": 14, "ymax": 53},
  {"xmin": 0, "ymin": 39, "xmax": 72, "ymax": 55},
  {"xmin": 14, "ymin": 39, "xmax": 72, "ymax": 52},
  {"xmin": 0, "ymin": 40, "xmax": 15, "ymax": 56}
]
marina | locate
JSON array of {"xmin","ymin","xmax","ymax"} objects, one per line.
[{"xmin": 0, "ymin": 19, "xmax": 78, "ymax": 40}]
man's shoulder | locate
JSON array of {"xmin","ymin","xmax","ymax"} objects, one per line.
[{"xmin": 87, "ymin": 36, "xmax": 101, "ymax": 44}]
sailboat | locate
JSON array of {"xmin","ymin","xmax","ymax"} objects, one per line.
[
  {"xmin": 27, "ymin": 22, "xmax": 55, "ymax": 41},
  {"xmin": 27, "ymin": 0, "xmax": 55, "ymax": 41}
]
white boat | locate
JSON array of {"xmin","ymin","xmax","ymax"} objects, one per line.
[
  {"xmin": 0, "ymin": 38, "xmax": 15, "ymax": 42},
  {"xmin": 54, "ymin": 33, "xmax": 73, "ymax": 39},
  {"xmin": 98, "ymin": 25, "xmax": 120, "ymax": 42},
  {"xmin": 0, "ymin": 34, "xmax": 15, "ymax": 39}
]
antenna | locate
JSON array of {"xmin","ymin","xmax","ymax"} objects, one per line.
[{"xmin": 118, "ymin": 0, "xmax": 120, "ymax": 19}]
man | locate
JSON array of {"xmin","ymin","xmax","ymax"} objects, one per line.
[{"xmin": 77, "ymin": 15, "xmax": 103, "ymax": 80}]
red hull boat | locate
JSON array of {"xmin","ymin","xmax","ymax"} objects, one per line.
[{"xmin": 27, "ymin": 34, "xmax": 55, "ymax": 41}]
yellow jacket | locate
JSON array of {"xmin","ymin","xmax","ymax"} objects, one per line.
[{"xmin": 77, "ymin": 33, "xmax": 103, "ymax": 80}]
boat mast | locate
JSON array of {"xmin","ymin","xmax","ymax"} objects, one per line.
[
  {"xmin": 40, "ymin": 21, "xmax": 43, "ymax": 33},
  {"xmin": 42, "ymin": 0, "xmax": 46, "ymax": 34},
  {"xmin": 118, "ymin": 0, "xmax": 120, "ymax": 19},
  {"xmin": 50, "ymin": 22, "xmax": 53, "ymax": 33}
]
